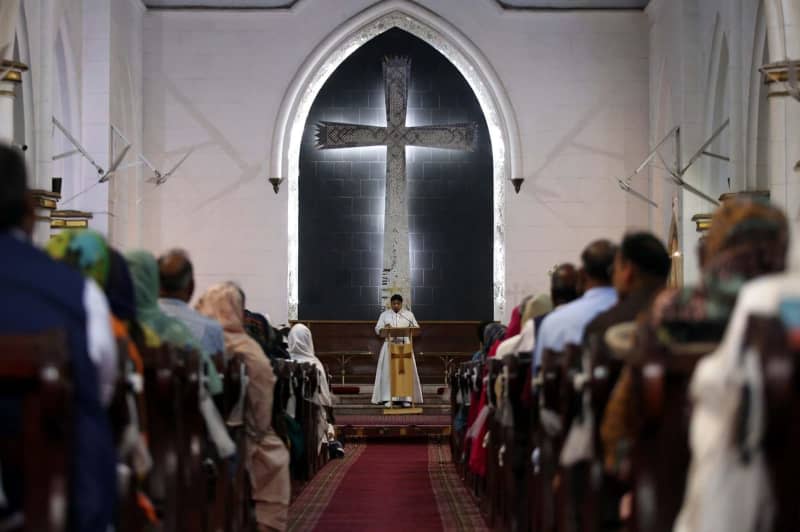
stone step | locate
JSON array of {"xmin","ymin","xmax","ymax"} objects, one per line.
[
  {"xmin": 333, "ymin": 394, "xmax": 449, "ymax": 406},
  {"xmin": 335, "ymin": 403, "xmax": 450, "ymax": 416}
]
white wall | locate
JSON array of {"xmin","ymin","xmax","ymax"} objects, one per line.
[
  {"xmin": 109, "ymin": 0, "xmax": 145, "ymax": 247},
  {"xmin": 646, "ymin": 0, "xmax": 799, "ymax": 284},
  {"xmin": 141, "ymin": 0, "xmax": 650, "ymax": 322}
]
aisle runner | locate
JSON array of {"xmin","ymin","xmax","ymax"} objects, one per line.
[
  {"xmin": 288, "ymin": 442, "xmax": 488, "ymax": 531},
  {"xmin": 427, "ymin": 442, "xmax": 489, "ymax": 531},
  {"xmin": 287, "ymin": 443, "xmax": 365, "ymax": 531}
]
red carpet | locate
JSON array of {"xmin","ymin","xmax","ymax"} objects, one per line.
[{"xmin": 313, "ymin": 443, "xmax": 443, "ymax": 531}]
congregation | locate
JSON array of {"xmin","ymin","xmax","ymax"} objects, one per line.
[
  {"xmin": 451, "ymin": 191, "xmax": 795, "ymax": 531},
  {"xmin": 0, "ymin": 142, "xmax": 340, "ymax": 532}
]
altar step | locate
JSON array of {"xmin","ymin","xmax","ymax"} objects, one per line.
[
  {"xmin": 332, "ymin": 384, "xmax": 450, "ymax": 416},
  {"xmin": 333, "ymin": 385, "xmax": 452, "ymax": 440}
]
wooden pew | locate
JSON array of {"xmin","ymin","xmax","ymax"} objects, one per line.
[
  {"xmin": 630, "ymin": 336, "xmax": 717, "ymax": 532},
  {"xmin": 270, "ymin": 358, "xmax": 334, "ymax": 500},
  {"xmin": 0, "ymin": 331, "xmax": 71, "ymax": 532},
  {"xmin": 484, "ymin": 357, "xmax": 504, "ymax": 528},
  {"xmin": 743, "ymin": 314, "xmax": 800, "ymax": 532},
  {"xmin": 584, "ymin": 332, "xmax": 627, "ymax": 532},
  {"xmin": 535, "ymin": 347, "xmax": 568, "ymax": 532},
  {"xmin": 139, "ymin": 344, "xmax": 210, "ymax": 532},
  {"xmin": 502, "ymin": 352, "xmax": 533, "ymax": 532},
  {"xmin": 172, "ymin": 347, "xmax": 209, "ymax": 532},
  {"xmin": 139, "ymin": 344, "xmax": 180, "ymax": 530},
  {"xmin": 220, "ymin": 355, "xmax": 254, "ymax": 532}
]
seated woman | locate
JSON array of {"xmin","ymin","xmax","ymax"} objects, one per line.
[
  {"xmin": 196, "ymin": 283, "xmax": 290, "ymax": 531},
  {"xmin": 46, "ymin": 231, "xmax": 156, "ymax": 521},
  {"xmin": 286, "ymin": 324, "xmax": 343, "ymax": 458}
]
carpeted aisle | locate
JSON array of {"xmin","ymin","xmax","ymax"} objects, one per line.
[{"xmin": 288, "ymin": 442, "xmax": 487, "ymax": 532}]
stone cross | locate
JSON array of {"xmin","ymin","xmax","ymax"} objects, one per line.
[{"xmin": 315, "ymin": 56, "xmax": 478, "ymax": 310}]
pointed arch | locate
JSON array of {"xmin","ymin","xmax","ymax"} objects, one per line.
[
  {"xmin": 704, "ymin": 14, "xmax": 730, "ymax": 197},
  {"xmin": 272, "ymin": 0, "xmax": 520, "ymax": 320},
  {"xmin": 747, "ymin": 3, "xmax": 770, "ymax": 191}
]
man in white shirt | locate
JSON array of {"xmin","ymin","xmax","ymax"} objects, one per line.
[{"xmin": 371, "ymin": 294, "xmax": 423, "ymax": 406}]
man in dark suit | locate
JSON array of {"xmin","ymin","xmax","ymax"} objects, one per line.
[{"xmin": 0, "ymin": 143, "xmax": 118, "ymax": 531}]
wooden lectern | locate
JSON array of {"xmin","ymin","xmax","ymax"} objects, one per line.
[{"xmin": 380, "ymin": 326, "xmax": 422, "ymax": 415}]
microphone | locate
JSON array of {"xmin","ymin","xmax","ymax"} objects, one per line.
[{"xmin": 398, "ymin": 311, "xmax": 417, "ymax": 327}]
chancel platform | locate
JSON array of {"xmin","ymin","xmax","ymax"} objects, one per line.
[
  {"xmin": 292, "ymin": 320, "xmax": 479, "ymax": 385},
  {"xmin": 292, "ymin": 320, "xmax": 478, "ymax": 439}
]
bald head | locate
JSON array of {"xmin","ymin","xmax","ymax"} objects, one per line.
[
  {"xmin": 580, "ymin": 239, "xmax": 616, "ymax": 288},
  {"xmin": 551, "ymin": 263, "xmax": 579, "ymax": 307},
  {"xmin": 158, "ymin": 249, "xmax": 194, "ymax": 301}
]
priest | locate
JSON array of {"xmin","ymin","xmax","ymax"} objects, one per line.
[{"xmin": 371, "ymin": 294, "xmax": 424, "ymax": 407}]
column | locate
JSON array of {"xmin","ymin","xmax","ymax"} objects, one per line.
[
  {"xmin": 763, "ymin": 0, "xmax": 800, "ymax": 215},
  {"xmin": 0, "ymin": 61, "xmax": 27, "ymax": 144},
  {"xmin": 0, "ymin": 0, "xmax": 21, "ymax": 143}
]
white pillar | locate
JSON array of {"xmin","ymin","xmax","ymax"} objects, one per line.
[
  {"xmin": 0, "ymin": 67, "xmax": 19, "ymax": 144},
  {"xmin": 32, "ymin": 0, "xmax": 56, "ymax": 193},
  {"xmin": 763, "ymin": 0, "xmax": 800, "ymax": 216},
  {"xmin": 0, "ymin": 0, "xmax": 21, "ymax": 144}
]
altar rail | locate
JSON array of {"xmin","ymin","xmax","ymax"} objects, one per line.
[{"xmin": 292, "ymin": 320, "xmax": 481, "ymax": 385}]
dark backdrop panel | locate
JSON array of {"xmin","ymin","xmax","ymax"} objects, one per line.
[{"xmin": 298, "ymin": 28, "xmax": 493, "ymax": 321}]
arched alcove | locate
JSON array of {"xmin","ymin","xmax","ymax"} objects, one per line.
[
  {"xmin": 298, "ymin": 28, "xmax": 493, "ymax": 321},
  {"xmin": 271, "ymin": 1, "xmax": 520, "ymax": 320}
]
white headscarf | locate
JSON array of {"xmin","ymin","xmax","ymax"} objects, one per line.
[{"xmin": 288, "ymin": 324, "xmax": 332, "ymax": 407}]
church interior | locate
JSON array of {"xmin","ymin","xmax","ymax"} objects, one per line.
[{"xmin": 1, "ymin": 0, "xmax": 799, "ymax": 530}]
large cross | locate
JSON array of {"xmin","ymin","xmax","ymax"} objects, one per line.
[{"xmin": 315, "ymin": 56, "xmax": 478, "ymax": 310}]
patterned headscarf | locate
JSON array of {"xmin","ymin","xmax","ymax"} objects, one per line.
[
  {"xmin": 651, "ymin": 198, "xmax": 788, "ymax": 341},
  {"xmin": 46, "ymin": 229, "xmax": 110, "ymax": 286},
  {"xmin": 125, "ymin": 250, "xmax": 200, "ymax": 349},
  {"xmin": 47, "ymin": 230, "xmax": 142, "ymax": 323}
]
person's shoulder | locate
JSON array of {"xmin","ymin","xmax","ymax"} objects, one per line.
[{"xmin": 2, "ymin": 236, "xmax": 86, "ymax": 296}]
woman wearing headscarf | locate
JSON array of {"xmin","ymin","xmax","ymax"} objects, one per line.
[
  {"xmin": 196, "ymin": 282, "xmax": 290, "ymax": 532},
  {"xmin": 46, "ymin": 231, "xmax": 155, "ymax": 518},
  {"xmin": 287, "ymin": 324, "xmax": 339, "ymax": 455},
  {"xmin": 125, "ymin": 250, "xmax": 233, "ymax": 460}
]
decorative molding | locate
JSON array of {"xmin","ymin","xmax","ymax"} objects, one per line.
[
  {"xmin": 51, "ymin": 210, "xmax": 93, "ymax": 230},
  {"xmin": 691, "ymin": 213, "xmax": 712, "ymax": 233},
  {"xmin": 494, "ymin": 0, "xmax": 648, "ymax": 10},
  {"xmin": 143, "ymin": 0, "xmax": 299, "ymax": 10},
  {"xmin": 1, "ymin": 59, "xmax": 28, "ymax": 83},
  {"xmin": 29, "ymin": 189, "xmax": 61, "ymax": 210},
  {"xmin": 272, "ymin": 0, "xmax": 520, "ymax": 321}
]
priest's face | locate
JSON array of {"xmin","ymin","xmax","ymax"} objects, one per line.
[{"xmin": 391, "ymin": 299, "xmax": 402, "ymax": 313}]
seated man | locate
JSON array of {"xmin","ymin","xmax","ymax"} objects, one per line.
[
  {"xmin": 158, "ymin": 249, "xmax": 226, "ymax": 369},
  {"xmin": 0, "ymin": 143, "xmax": 117, "ymax": 531},
  {"xmin": 533, "ymin": 240, "xmax": 618, "ymax": 370}
]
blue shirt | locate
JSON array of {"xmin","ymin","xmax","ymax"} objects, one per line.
[
  {"xmin": 533, "ymin": 286, "xmax": 618, "ymax": 369},
  {"xmin": 159, "ymin": 298, "xmax": 225, "ymax": 357}
]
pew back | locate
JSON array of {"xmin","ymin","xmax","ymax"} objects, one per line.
[{"xmin": 0, "ymin": 331, "xmax": 71, "ymax": 532}]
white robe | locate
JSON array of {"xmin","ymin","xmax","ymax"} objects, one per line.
[{"xmin": 371, "ymin": 309, "xmax": 424, "ymax": 404}]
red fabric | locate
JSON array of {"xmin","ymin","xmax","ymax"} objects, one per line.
[
  {"xmin": 467, "ymin": 306, "xmax": 524, "ymax": 477},
  {"xmin": 315, "ymin": 443, "xmax": 443, "ymax": 531}
]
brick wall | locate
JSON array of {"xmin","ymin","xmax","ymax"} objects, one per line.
[{"xmin": 298, "ymin": 28, "xmax": 493, "ymax": 320}]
